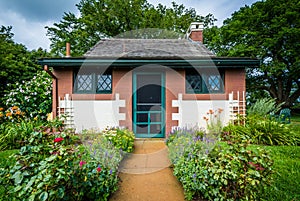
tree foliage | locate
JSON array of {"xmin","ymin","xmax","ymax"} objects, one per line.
[
  {"xmin": 46, "ymin": 0, "xmax": 216, "ymax": 56},
  {"xmin": 0, "ymin": 26, "xmax": 49, "ymax": 103},
  {"xmin": 205, "ymin": 0, "xmax": 300, "ymax": 107}
]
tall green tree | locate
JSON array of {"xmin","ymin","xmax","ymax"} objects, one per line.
[
  {"xmin": 0, "ymin": 25, "xmax": 49, "ymax": 104},
  {"xmin": 205, "ymin": 0, "xmax": 300, "ymax": 107},
  {"xmin": 46, "ymin": 0, "xmax": 216, "ymax": 56}
]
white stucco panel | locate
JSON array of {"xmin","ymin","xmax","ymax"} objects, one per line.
[
  {"xmin": 73, "ymin": 95, "xmax": 125, "ymax": 132},
  {"xmin": 172, "ymin": 98, "xmax": 231, "ymax": 130}
]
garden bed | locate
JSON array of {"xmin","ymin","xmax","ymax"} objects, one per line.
[{"xmin": 0, "ymin": 124, "xmax": 134, "ymax": 201}]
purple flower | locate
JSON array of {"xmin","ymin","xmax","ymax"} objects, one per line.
[{"xmin": 205, "ymin": 149, "xmax": 209, "ymax": 155}]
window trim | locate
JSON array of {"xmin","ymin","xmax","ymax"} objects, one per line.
[{"xmin": 73, "ymin": 69, "xmax": 112, "ymax": 94}]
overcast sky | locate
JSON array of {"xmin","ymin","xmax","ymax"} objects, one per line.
[{"xmin": 0, "ymin": 0, "xmax": 258, "ymax": 50}]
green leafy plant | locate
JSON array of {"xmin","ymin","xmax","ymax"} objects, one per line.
[
  {"xmin": 167, "ymin": 128, "xmax": 273, "ymax": 201},
  {"xmin": 247, "ymin": 98, "xmax": 283, "ymax": 117},
  {"xmin": 0, "ymin": 123, "xmax": 123, "ymax": 200},
  {"xmin": 0, "ymin": 119, "xmax": 44, "ymax": 151},
  {"xmin": 223, "ymin": 115, "xmax": 300, "ymax": 146},
  {"xmin": 223, "ymin": 98, "xmax": 300, "ymax": 146}
]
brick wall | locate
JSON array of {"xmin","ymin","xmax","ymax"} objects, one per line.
[
  {"xmin": 53, "ymin": 67, "xmax": 245, "ymax": 136},
  {"xmin": 225, "ymin": 68, "xmax": 246, "ymax": 99},
  {"xmin": 165, "ymin": 68, "xmax": 185, "ymax": 135}
]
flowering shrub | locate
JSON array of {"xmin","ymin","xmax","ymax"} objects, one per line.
[
  {"xmin": 0, "ymin": 123, "xmax": 123, "ymax": 200},
  {"xmin": 81, "ymin": 127, "xmax": 135, "ymax": 153},
  {"xmin": 102, "ymin": 127, "xmax": 135, "ymax": 153},
  {"xmin": 3, "ymin": 70, "xmax": 52, "ymax": 120},
  {"xmin": 0, "ymin": 106, "xmax": 25, "ymax": 124},
  {"xmin": 167, "ymin": 127, "xmax": 273, "ymax": 201},
  {"xmin": 167, "ymin": 127, "xmax": 218, "ymax": 164},
  {"xmin": 166, "ymin": 126, "xmax": 206, "ymax": 146}
]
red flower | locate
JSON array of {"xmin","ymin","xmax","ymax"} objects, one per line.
[
  {"xmin": 97, "ymin": 167, "xmax": 102, "ymax": 172},
  {"xmin": 79, "ymin": 161, "xmax": 86, "ymax": 167},
  {"xmin": 54, "ymin": 137, "xmax": 64, "ymax": 143}
]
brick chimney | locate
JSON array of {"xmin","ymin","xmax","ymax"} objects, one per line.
[
  {"xmin": 66, "ymin": 42, "xmax": 71, "ymax": 57},
  {"xmin": 187, "ymin": 22, "xmax": 204, "ymax": 43}
]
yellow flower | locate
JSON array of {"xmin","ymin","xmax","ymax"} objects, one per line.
[
  {"xmin": 47, "ymin": 112, "xmax": 53, "ymax": 121},
  {"xmin": 6, "ymin": 112, "xmax": 12, "ymax": 117},
  {"xmin": 84, "ymin": 176, "xmax": 87, "ymax": 182},
  {"xmin": 34, "ymin": 116, "xmax": 38, "ymax": 121}
]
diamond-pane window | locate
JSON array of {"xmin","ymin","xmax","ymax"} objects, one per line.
[
  {"xmin": 186, "ymin": 74, "xmax": 202, "ymax": 93},
  {"xmin": 97, "ymin": 74, "xmax": 112, "ymax": 93},
  {"xmin": 74, "ymin": 70, "xmax": 112, "ymax": 94},
  {"xmin": 207, "ymin": 75, "xmax": 221, "ymax": 91},
  {"xmin": 186, "ymin": 69, "xmax": 224, "ymax": 94},
  {"xmin": 76, "ymin": 74, "xmax": 92, "ymax": 91}
]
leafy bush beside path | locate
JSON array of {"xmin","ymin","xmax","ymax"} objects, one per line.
[
  {"xmin": 0, "ymin": 122, "xmax": 134, "ymax": 200},
  {"xmin": 167, "ymin": 128, "xmax": 273, "ymax": 200}
]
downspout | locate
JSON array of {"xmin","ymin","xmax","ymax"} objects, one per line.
[{"xmin": 43, "ymin": 65, "xmax": 58, "ymax": 118}]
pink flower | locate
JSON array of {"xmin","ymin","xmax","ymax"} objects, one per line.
[
  {"xmin": 79, "ymin": 161, "xmax": 86, "ymax": 167},
  {"xmin": 54, "ymin": 137, "xmax": 64, "ymax": 143}
]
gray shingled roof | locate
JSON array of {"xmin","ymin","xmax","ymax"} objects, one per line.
[{"xmin": 84, "ymin": 38, "xmax": 215, "ymax": 59}]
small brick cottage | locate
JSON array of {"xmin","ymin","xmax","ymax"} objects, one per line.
[{"xmin": 39, "ymin": 23, "xmax": 259, "ymax": 138}]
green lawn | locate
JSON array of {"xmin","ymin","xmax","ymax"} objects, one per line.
[
  {"xmin": 291, "ymin": 113, "xmax": 300, "ymax": 123},
  {"xmin": 259, "ymin": 145, "xmax": 300, "ymax": 201}
]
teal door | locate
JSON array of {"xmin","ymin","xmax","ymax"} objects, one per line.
[{"xmin": 133, "ymin": 72, "xmax": 165, "ymax": 138}]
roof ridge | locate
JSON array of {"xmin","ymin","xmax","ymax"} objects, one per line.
[{"xmin": 84, "ymin": 38, "xmax": 215, "ymax": 57}]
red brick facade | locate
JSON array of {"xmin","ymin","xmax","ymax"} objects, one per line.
[{"xmin": 52, "ymin": 67, "xmax": 245, "ymax": 135}]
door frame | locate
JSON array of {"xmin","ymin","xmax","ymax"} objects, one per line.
[{"xmin": 132, "ymin": 71, "xmax": 165, "ymax": 138}]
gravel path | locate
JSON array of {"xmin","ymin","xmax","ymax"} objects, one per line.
[{"xmin": 109, "ymin": 139, "xmax": 185, "ymax": 201}]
